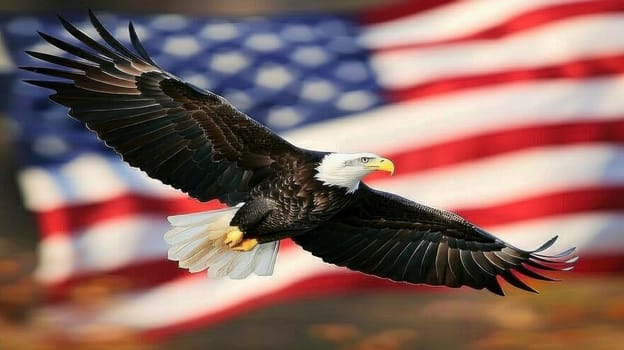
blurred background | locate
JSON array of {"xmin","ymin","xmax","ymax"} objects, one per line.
[{"xmin": 1, "ymin": 0, "xmax": 623, "ymax": 349}]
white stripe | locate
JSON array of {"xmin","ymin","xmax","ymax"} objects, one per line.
[
  {"xmin": 36, "ymin": 216, "xmax": 170, "ymax": 284},
  {"xmin": 38, "ymin": 211, "xmax": 624, "ymax": 331},
  {"xmin": 373, "ymin": 144, "xmax": 624, "ymax": 209},
  {"xmin": 372, "ymin": 14, "xmax": 624, "ymax": 89},
  {"xmin": 61, "ymin": 153, "xmax": 136, "ymax": 201},
  {"xmin": 18, "ymin": 77, "xmax": 624, "ymax": 210},
  {"xmin": 361, "ymin": 0, "xmax": 591, "ymax": 48},
  {"xmin": 285, "ymin": 76, "xmax": 624, "ymax": 154},
  {"xmin": 19, "ymin": 154, "xmax": 181, "ymax": 211},
  {"xmin": 491, "ymin": 212, "xmax": 624, "ymax": 255}
]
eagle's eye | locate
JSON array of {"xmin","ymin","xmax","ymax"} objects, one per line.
[{"xmin": 360, "ymin": 157, "xmax": 370, "ymax": 163}]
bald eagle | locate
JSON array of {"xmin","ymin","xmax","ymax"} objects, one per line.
[{"xmin": 23, "ymin": 12, "xmax": 577, "ymax": 295}]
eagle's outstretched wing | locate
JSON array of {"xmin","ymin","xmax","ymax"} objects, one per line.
[
  {"xmin": 294, "ymin": 184, "xmax": 577, "ymax": 295},
  {"xmin": 21, "ymin": 11, "xmax": 300, "ymax": 204}
]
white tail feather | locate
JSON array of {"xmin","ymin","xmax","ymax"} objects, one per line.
[{"xmin": 165, "ymin": 204, "xmax": 279, "ymax": 279}]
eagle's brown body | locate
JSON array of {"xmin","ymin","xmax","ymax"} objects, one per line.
[{"xmin": 233, "ymin": 152, "xmax": 354, "ymax": 243}]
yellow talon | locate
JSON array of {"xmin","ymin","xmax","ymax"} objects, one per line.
[
  {"xmin": 224, "ymin": 227, "xmax": 243, "ymax": 248},
  {"xmin": 231, "ymin": 238, "xmax": 258, "ymax": 252},
  {"xmin": 224, "ymin": 227, "xmax": 258, "ymax": 251}
]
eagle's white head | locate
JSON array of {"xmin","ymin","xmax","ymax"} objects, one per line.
[{"xmin": 314, "ymin": 153, "xmax": 395, "ymax": 193}]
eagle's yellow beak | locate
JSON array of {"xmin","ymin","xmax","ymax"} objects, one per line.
[{"xmin": 367, "ymin": 157, "xmax": 395, "ymax": 175}]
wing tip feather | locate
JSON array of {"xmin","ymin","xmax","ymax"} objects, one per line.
[
  {"xmin": 495, "ymin": 236, "xmax": 578, "ymax": 295},
  {"xmin": 128, "ymin": 21, "xmax": 160, "ymax": 68},
  {"xmin": 56, "ymin": 13, "xmax": 72, "ymax": 28}
]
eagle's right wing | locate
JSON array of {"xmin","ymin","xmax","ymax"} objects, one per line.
[
  {"xmin": 22, "ymin": 11, "xmax": 301, "ymax": 204},
  {"xmin": 294, "ymin": 184, "xmax": 577, "ymax": 295}
]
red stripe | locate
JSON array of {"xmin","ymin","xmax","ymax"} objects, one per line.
[
  {"xmin": 388, "ymin": 54, "xmax": 624, "ymax": 102},
  {"xmin": 38, "ymin": 119, "xmax": 624, "ymax": 236},
  {"xmin": 456, "ymin": 186, "xmax": 624, "ymax": 227},
  {"xmin": 367, "ymin": 118, "xmax": 624, "ymax": 180},
  {"xmin": 41, "ymin": 186, "xmax": 624, "ymax": 304},
  {"xmin": 44, "ymin": 258, "xmax": 188, "ymax": 303},
  {"xmin": 574, "ymin": 254, "xmax": 624, "ymax": 274},
  {"xmin": 141, "ymin": 253, "xmax": 624, "ymax": 341},
  {"xmin": 37, "ymin": 196, "xmax": 223, "ymax": 237},
  {"xmin": 358, "ymin": 0, "xmax": 455, "ymax": 24},
  {"xmin": 380, "ymin": 0, "xmax": 624, "ymax": 52}
]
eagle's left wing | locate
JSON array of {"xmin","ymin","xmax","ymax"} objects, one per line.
[
  {"xmin": 21, "ymin": 12, "xmax": 302, "ymax": 205},
  {"xmin": 293, "ymin": 184, "xmax": 577, "ymax": 295}
]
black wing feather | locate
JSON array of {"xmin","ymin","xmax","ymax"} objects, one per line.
[
  {"xmin": 22, "ymin": 12, "xmax": 301, "ymax": 204},
  {"xmin": 88, "ymin": 10, "xmax": 144, "ymax": 62},
  {"xmin": 294, "ymin": 184, "xmax": 577, "ymax": 296},
  {"xmin": 128, "ymin": 21, "xmax": 162, "ymax": 68}
]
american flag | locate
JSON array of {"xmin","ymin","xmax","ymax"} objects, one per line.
[{"xmin": 2, "ymin": 0, "xmax": 624, "ymax": 339}]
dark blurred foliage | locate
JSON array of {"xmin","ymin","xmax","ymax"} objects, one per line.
[
  {"xmin": 0, "ymin": 0, "xmax": 382, "ymax": 15},
  {"xmin": 2, "ymin": 250, "xmax": 623, "ymax": 350}
]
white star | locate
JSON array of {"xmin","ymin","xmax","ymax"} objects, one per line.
[
  {"xmin": 200, "ymin": 23, "xmax": 239, "ymax": 41},
  {"xmin": 255, "ymin": 66, "xmax": 294, "ymax": 90},
  {"xmin": 291, "ymin": 46, "xmax": 330, "ymax": 67},
  {"xmin": 223, "ymin": 91, "xmax": 253, "ymax": 110},
  {"xmin": 334, "ymin": 61, "xmax": 370, "ymax": 82},
  {"xmin": 163, "ymin": 36, "xmax": 201, "ymax": 57},
  {"xmin": 150, "ymin": 15, "xmax": 189, "ymax": 31},
  {"xmin": 266, "ymin": 107, "xmax": 303, "ymax": 129},
  {"xmin": 114, "ymin": 24, "xmax": 150, "ymax": 43},
  {"xmin": 336, "ymin": 90, "xmax": 376, "ymax": 112},
  {"xmin": 300, "ymin": 79, "xmax": 337, "ymax": 101},
  {"xmin": 32, "ymin": 136, "xmax": 69, "ymax": 157},
  {"xmin": 182, "ymin": 74, "xmax": 212, "ymax": 90},
  {"xmin": 210, "ymin": 52, "xmax": 250, "ymax": 74},
  {"xmin": 245, "ymin": 33, "xmax": 283, "ymax": 52}
]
